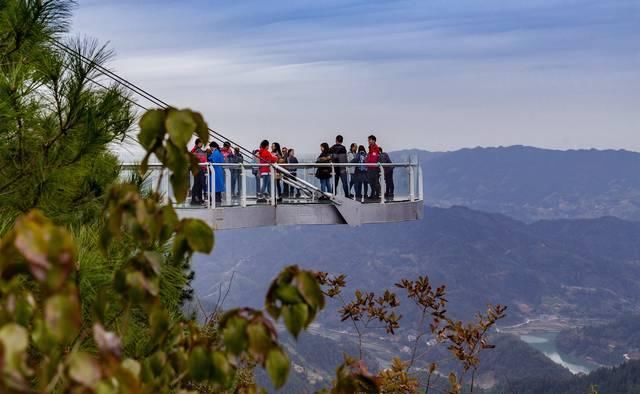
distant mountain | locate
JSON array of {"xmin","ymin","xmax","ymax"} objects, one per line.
[
  {"xmin": 394, "ymin": 146, "xmax": 640, "ymax": 221},
  {"xmin": 193, "ymin": 206, "xmax": 640, "ymax": 327}
]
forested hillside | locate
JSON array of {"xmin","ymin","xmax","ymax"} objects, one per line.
[
  {"xmin": 557, "ymin": 316, "xmax": 640, "ymax": 366},
  {"xmin": 195, "ymin": 206, "xmax": 640, "ymax": 325},
  {"xmin": 493, "ymin": 360, "xmax": 640, "ymax": 394}
]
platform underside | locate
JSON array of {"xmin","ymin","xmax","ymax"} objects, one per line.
[{"xmin": 176, "ymin": 200, "xmax": 424, "ymax": 230}]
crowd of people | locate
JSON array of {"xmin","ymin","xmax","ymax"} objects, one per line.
[{"xmin": 189, "ymin": 134, "xmax": 394, "ymax": 205}]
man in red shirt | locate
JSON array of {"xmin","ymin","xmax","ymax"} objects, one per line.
[
  {"xmin": 257, "ymin": 139, "xmax": 277, "ymax": 202},
  {"xmin": 366, "ymin": 134, "xmax": 381, "ymax": 200}
]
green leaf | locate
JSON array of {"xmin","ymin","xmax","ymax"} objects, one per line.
[
  {"xmin": 0, "ymin": 323, "xmax": 28, "ymax": 371},
  {"xmin": 170, "ymin": 172, "xmax": 189, "ymax": 203},
  {"xmin": 126, "ymin": 271, "xmax": 159, "ymax": 299},
  {"xmin": 265, "ymin": 347, "xmax": 290, "ymax": 389},
  {"xmin": 282, "ymin": 304, "xmax": 309, "ymax": 339},
  {"xmin": 188, "ymin": 346, "xmax": 211, "ymax": 381},
  {"xmin": 149, "ymin": 306, "xmax": 170, "ymax": 345},
  {"xmin": 138, "ymin": 109, "xmax": 166, "ymax": 150},
  {"xmin": 222, "ymin": 316, "xmax": 248, "ymax": 355},
  {"xmin": 247, "ymin": 322, "xmax": 272, "ymax": 359},
  {"xmin": 182, "ymin": 219, "xmax": 214, "ymax": 253},
  {"xmin": 274, "ymin": 284, "xmax": 304, "ymax": 305},
  {"xmin": 191, "ymin": 111, "xmax": 209, "ymax": 146},
  {"xmin": 297, "ymin": 271, "xmax": 325, "ymax": 310},
  {"xmin": 44, "ymin": 293, "xmax": 81, "ymax": 344},
  {"xmin": 143, "ymin": 251, "xmax": 163, "ymax": 275},
  {"xmin": 68, "ymin": 351, "xmax": 102, "ymax": 388},
  {"xmin": 211, "ymin": 351, "xmax": 233, "ymax": 386},
  {"xmin": 165, "ymin": 109, "xmax": 197, "ymax": 148}
]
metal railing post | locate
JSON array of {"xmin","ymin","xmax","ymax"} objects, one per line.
[
  {"xmin": 330, "ymin": 163, "xmax": 336, "ymax": 196},
  {"xmin": 225, "ymin": 168, "xmax": 231, "ymax": 206},
  {"xmin": 418, "ymin": 165, "xmax": 424, "ymax": 201},
  {"xmin": 241, "ymin": 163, "xmax": 247, "ymax": 207},
  {"xmin": 409, "ymin": 164, "xmax": 415, "ymax": 202},
  {"xmin": 270, "ymin": 167, "xmax": 276, "ymax": 206},
  {"xmin": 209, "ymin": 164, "xmax": 216, "ymax": 209},
  {"xmin": 379, "ymin": 163, "xmax": 386, "ymax": 205}
]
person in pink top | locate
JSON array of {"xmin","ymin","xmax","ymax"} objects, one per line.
[{"xmin": 221, "ymin": 141, "xmax": 232, "ymax": 160}]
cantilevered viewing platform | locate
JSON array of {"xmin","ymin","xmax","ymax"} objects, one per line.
[{"xmin": 123, "ymin": 162, "xmax": 424, "ymax": 230}]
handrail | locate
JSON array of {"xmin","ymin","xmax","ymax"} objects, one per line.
[
  {"xmin": 121, "ymin": 162, "xmax": 415, "ymax": 168},
  {"xmin": 119, "ymin": 161, "xmax": 423, "ymax": 209}
]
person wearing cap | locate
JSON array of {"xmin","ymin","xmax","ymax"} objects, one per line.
[{"xmin": 207, "ymin": 142, "xmax": 225, "ymax": 203}]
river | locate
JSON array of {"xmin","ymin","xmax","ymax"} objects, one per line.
[{"xmin": 519, "ymin": 332, "xmax": 593, "ymax": 374}]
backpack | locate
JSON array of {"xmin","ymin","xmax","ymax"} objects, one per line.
[{"xmin": 357, "ymin": 153, "xmax": 367, "ymax": 171}]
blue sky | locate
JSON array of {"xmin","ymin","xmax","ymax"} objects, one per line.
[{"xmin": 74, "ymin": 0, "xmax": 639, "ymax": 153}]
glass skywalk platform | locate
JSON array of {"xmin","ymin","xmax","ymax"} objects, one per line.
[{"xmin": 122, "ymin": 162, "xmax": 424, "ymax": 230}]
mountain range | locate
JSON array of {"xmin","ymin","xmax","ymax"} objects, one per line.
[
  {"xmin": 191, "ymin": 146, "xmax": 640, "ymax": 391},
  {"xmin": 395, "ymin": 146, "xmax": 640, "ymax": 222}
]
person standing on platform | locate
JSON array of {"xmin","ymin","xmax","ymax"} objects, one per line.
[
  {"xmin": 347, "ymin": 143, "xmax": 357, "ymax": 196},
  {"xmin": 190, "ymin": 139, "xmax": 207, "ymax": 205},
  {"xmin": 379, "ymin": 147, "xmax": 394, "ymax": 198},
  {"xmin": 316, "ymin": 142, "xmax": 333, "ymax": 198},
  {"xmin": 207, "ymin": 142, "xmax": 225, "ymax": 203},
  {"xmin": 329, "ymin": 134, "xmax": 351, "ymax": 198},
  {"xmin": 229, "ymin": 147, "xmax": 243, "ymax": 198},
  {"xmin": 258, "ymin": 140, "xmax": 277, "ymax": 202},
  {"xmin": 352, "ymin": 145, "xmax": 369, "ymax": 200},
  {"xmin": 366, "ymin": 134, "xmax": 381, "ymax": 200}
]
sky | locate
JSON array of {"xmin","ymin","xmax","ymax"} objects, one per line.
[{"xmin": 73, "ymin": 0, "xmax": 639, "ymax": 154}]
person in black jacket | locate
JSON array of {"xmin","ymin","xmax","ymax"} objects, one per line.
[
  {"xmin": 316, "ymin": 142, "xmax": 333, "ymax": 199},
  {"xmin": 379, "ymin": 147, "xmax": 394, "ymax": 198},
  {"xmin": 329, "ymin": 134, "xmax": 352, "ymax": 198}
]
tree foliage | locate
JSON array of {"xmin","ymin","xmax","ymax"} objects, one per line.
[{"xmin": 0, "ymin": 0, "xmax": 134, "ymax": 225}]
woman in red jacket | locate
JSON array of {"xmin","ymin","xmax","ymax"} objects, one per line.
[{"xmin": 257, "ymin": 139, "xmax": 277, "ymax": 202}]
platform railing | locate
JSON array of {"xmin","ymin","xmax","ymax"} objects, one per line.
[{"xmin": 120, "ymin": 162, "xmax": 423, "ymax": 209}]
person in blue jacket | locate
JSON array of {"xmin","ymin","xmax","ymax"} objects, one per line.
[{"xmin": 208, "ymin": 141, "xmax": 226, "ymax": 203}]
